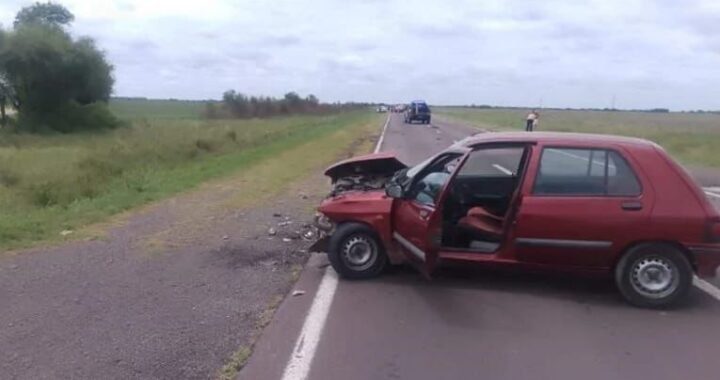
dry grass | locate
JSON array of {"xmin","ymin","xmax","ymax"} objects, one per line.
[{"xmin": 0, "ymin": 111, "xmax": 380, "ymax": 250}]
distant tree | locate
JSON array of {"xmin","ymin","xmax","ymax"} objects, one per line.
[
  {"xmin": 0, "ymin": 3, "xmax": 117, "ymax": 132},
  {"xmin": 14, "ymin": 2, "xmax": 74, "ymax": 28}
]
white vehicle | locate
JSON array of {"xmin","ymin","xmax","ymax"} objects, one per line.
[{"xmin": 376, "ymin": 105, "xmax": 388, "ymax": 113}]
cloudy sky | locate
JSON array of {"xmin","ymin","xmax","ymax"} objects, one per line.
[{"xmin": 1, "ymin": 0, "xmax": 719, "ymax": 110}]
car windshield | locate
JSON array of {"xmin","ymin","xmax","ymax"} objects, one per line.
[{"xmin": 406, "ymin": 156, "xmax": 435, "ymax": 179}]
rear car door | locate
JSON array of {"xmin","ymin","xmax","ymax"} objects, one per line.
[
  {"xmin": 392, "ymin": 153, "xmax": 466, "ymax": 275},
  {"xmin": 512, "ymin": 146, "xmax": 653, "ymax": 268}
]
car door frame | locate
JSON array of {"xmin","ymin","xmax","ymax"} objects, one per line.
[{"xmin": 392, "ymin": 150, "xmax": 470, "ymax": 276}]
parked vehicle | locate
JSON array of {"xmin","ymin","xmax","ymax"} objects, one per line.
[
  {"xmin": 404, "ymin": 101, "xmax": 431, "ymax": 124},
  {"xmin": 311, "ymin": 132, "xmax": 720, "ymax": 308},
  {"xmin": 376, "ymin": 105, "xmax": 388, "ymax": 113}
]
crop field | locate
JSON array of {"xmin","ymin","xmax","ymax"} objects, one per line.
[
  {"xmin": 0, "ymin": 104, "xmax": 379, "ymax": 249},
  {"xmin": 438, "ymin": 108, "xmax": 720, "ymax": 169}
]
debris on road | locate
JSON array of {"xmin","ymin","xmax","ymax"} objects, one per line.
[
  {"xmin": 292, "ymin": 290, "xmax": 306, "ymax": 297},
  {"xmin": 278, "ymin": 221, "xmax": 293, "ymax": 227},
  {"xmin": 267, "ymin": 227, "xmax": 277, "ymax": 236},
  {"xmin": 60, "ymin": 230, "xmax": 73, "ymax": 236}
]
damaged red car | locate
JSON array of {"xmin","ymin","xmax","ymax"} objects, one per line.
[{"xmin": 312, "ymin": 132, "xmax": 720, "ymax": 308}]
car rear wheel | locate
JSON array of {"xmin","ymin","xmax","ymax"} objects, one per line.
[
  {"xmin": 615, "ymin": 243, "xmax": 693, "ymax": 308},
  {"xmin": 328, "ymin": 223, "xmax": 388, "ymax": 279}
]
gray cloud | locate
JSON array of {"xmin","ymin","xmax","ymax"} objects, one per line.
[{"xmin": 0, "ymin": 0, "xmax": 719, "ymax": 109}]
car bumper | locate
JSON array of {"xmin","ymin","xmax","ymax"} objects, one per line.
[{"xmin": 689, "ymin": 244, "xmax": 720, "ymax": 277}]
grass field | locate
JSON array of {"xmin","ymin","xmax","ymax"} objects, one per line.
[
  {"xmin": 438, "ymin": 108, "xmax": 720, "ymax": 168},
  {"xmin": 0, "ymin": 106, "xmax": 380, "ymax": 250},
  {"xmin": 109, "ymin": 98, "xmax": 208, "ymax": 119}
]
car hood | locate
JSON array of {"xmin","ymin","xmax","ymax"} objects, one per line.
[{"xmin": 324, "ymin": 152, "xmax": 407, "ymax": 181}]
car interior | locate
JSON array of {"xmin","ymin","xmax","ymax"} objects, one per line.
[{"xmin": 440, "ymin": 146, "xmax": 530, "ymax": 252}]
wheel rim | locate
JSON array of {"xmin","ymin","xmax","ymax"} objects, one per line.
[
  {"xmin": 629, "ymin": 256, "xmax": 679, "ymax": 299},
  {"xmin": 341, "ymin": 235, "xmax": 377, "ymax": 271}
]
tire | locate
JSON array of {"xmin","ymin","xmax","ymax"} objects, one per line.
[
  {"xmin": 327, "ymin": 223, "xmax": 388, "ymax": 279},
  {"xmin": 614, "ymin": 243, "xmax": 693, "ymax": 308}
]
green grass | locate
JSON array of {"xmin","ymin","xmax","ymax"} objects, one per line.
[
  {"xmin": 0, "ymin": 111, "xmax": 380, "ymax": 250},
  {"xmin": 438, "ymin": 108, "xmax": 720, "ymax": 168},
  {"xmin": 109, "ymin": 98, "xmax": 208, "ymax": 119}
]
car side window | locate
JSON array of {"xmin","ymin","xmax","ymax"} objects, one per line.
[
  {"xmin": 534, "ymin": 148, "xmax": 641, "ymax": 196},
  {"xmin": 457, "ymin": 147, "xmax": 525, "ymax": 177}
]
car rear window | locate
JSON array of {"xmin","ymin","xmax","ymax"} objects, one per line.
[{"xmin": 534, "ymin": 148, "xmax": 642, "ymax": 196}]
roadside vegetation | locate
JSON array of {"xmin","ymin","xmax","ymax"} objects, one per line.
[
  {"xmin": 0, "ymin": 108, "xmax": 380, "ymax": 249},
  {"xmin": 439, "ymin": 107, "xmax": 720, "ymax": 168}
]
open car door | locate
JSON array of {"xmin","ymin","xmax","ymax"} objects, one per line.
[{"xmin": 392, "ymin": 152, "xmax": 468, "ymax": 277}]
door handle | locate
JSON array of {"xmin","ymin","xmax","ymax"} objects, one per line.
[{"xmin": 621, "ymin": 201, "xmax": 643, "ymax": 211}]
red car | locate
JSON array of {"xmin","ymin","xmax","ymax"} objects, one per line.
[{"xmin": 312, "ymin": 132, "xmax": 720, "ymax": 307}]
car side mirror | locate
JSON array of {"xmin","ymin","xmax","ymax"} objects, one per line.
[{"xmin": 385, "ymin": 183, "xmax": 404, "ymax": 198}]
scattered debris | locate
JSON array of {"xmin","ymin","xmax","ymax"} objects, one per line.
[
  {"xmin": 60, "ymin": 230, "xmax": 74, "ymax": 236},
  {"xmin": 302, "ymin": 230, "xmax": 315, "ymax": 240},
  {"xmin": 282, "ymin": 238, "xmax": 292, "ymax": 242},
  {"xmin": 272, "ymin": 213, "xmax": 282, "ymax": 218},
  {"xmin": 267, "ymin": 227, "xmax": 277, "ymax": 236},
  {"xmin": 292, "ymin": 290, "xmax": 306, "ymax": 297},
  {"xmin": 299, "ymin": 192, "xmax": 309, "ymax": 199},
  {"xmin": 222, "ymin": 235, "xmax": 230, "ymax": 240},
  {"xmin": 278, "ymin": 221, "xmax": 293, "ymax": 227}
]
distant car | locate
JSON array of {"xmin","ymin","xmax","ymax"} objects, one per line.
[
  {"xmin": 376, "ymin": 105, "xmax": 388, "ymax": 113},
  {"xmin": 312, "ymin": 132, "xmax": 720, "ymax": 308},
  {"xmin": 404, "ymin": 101, "xmax": 431, "ymax": 124},
  {"xmin": 393, "ymin": 104, "xmax": 406, "ymax": 113}
]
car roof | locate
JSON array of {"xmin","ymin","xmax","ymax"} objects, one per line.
[{"xmin": 459, "ymin": 131, "xmax": 660, "ymax": 149}]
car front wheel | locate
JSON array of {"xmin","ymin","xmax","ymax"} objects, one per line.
[
  {"xmin": 328, "ymin": 223, "xmax": 388, "ymax": 279},
  {"xmin": 615, "ymin": 243, "xmax": 693, "ymax": 308}
]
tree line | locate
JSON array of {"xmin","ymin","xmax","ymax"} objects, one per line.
[
  {"xmin": 0, "ymin": 2, "xmax": 118, "ymax": 133},
  {"xmin": 206, "ymin": 91, "xmax": 320, "ymax": 119},
  {"xmin": 205, "ymin": 91, "xmax": 368, "ymax": 119}
]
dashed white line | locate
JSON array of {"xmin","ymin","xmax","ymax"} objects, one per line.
[
  {"xmin": 281, "ymin": 112, "xmax": 392, "ymax": 380},
  {"xmin": 280, "ymin": 270, "xmax": 338, "ymax": 380},
  {"xmin": 492, "ymin": 163, "xmax": 513, "ymax": 176},
  {"xmin": 693, "ymin": 277, "xmax": 720, "ymax": 302}
]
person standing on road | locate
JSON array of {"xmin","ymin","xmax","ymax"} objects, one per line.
[{"xmin": 525, "ymin": 110, "xmax": 538, "ymax": 131}]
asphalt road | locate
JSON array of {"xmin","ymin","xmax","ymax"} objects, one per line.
[{"xmin": 241, "ymin": 113, "xmax": 720, "ymax": 380}]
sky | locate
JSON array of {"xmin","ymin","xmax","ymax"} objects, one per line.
[{"xmin": 1, "ymin": 0, "xmax": 720, "ymax": 110}]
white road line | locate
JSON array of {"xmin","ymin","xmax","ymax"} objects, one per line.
[
  {"xmin": 704, "ymin": 188, "xmax": 720, "ymax": 199},
  {"xmin": 492, "ymin": 163, "xmax": 513, "ymax": 176},
  {"xmin": 281, "ymin": 111, "xmax": 391, "ymax": 380},
  {"xmin": 374, "ymin": 114, "xmax": 391, "ymax": 154},
  {"xmin": 693, "ymin": 276, "xmax": 720, "ymax": 302},
  {"xmin": 281, "ymin": 270, "xmax": 338, "ymax": 380}
]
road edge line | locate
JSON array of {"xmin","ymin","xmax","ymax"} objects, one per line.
[
  {"xmin": 280, "ymin": 269, "xmax": 338, "ymax": 380},
  {"xmin": 374, "ymin": 113, "xmax": 391, "ymax": 154},
  {"xmin": 280, "ymin": 112, "xmax": 391, "ymax": 380},
  {"xmin": 693, "ymin": 276, "xmax": 720, "ymax": 302}
]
